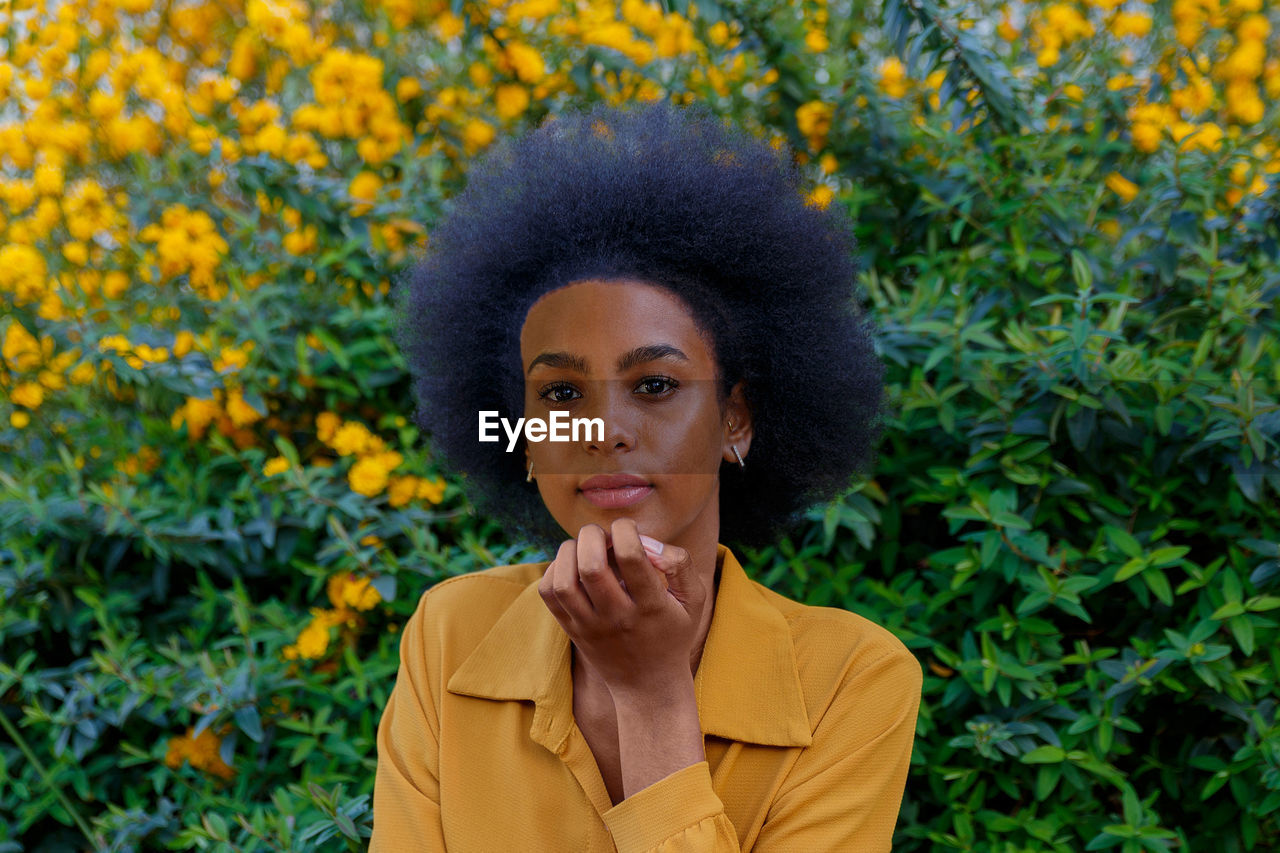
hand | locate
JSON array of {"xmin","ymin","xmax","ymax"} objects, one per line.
[{"xmin": 537, "ymin": 518, "xmax": 708, "ymax": 699}]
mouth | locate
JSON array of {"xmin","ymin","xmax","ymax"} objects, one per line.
[{"xmin": 578, "ymin": 473, "xmax": 654, "ymax": 509}]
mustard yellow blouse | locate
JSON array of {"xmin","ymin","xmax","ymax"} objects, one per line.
[{"xmin": 370, "ymin": 544, "xmax": 921, "ymax": 852}]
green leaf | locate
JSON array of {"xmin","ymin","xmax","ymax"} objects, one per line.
[
  {"xmin": 1021, "ymin": 745, "xmax": 1067, "ymax": 764},
  {"xmin": 1148, "ymin": 546, "xmax": 1189, "ymax": 567}
]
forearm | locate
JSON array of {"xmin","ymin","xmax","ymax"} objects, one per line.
[{"xmin": 612, "ymin": 671, "xmax": 705, "ymax": 800}]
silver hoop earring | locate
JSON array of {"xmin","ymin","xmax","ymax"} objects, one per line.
[
  {"xmin": 526, "ymin": 460, "xmax": 535, "ymax": 482},
  {"xmin": 731, "ymin": 446, "xmax": 745, "ymax": 470}
]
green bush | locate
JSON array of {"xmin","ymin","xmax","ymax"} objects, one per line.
[{"xmin": 2, "ymin": 0, "xmax": 1278, "ymax": 850}]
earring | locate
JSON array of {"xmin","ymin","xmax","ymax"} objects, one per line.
[
  {"xmin": 727, "ymin": 421, "xmax": 734, "ymax": 431},
  {"xmin": 526, "ymin": 460, "xmax": 535, "ymax": 482},
  {"xmin": 731, "ymin": 446, "xmax": 745, "ymax": 470}
]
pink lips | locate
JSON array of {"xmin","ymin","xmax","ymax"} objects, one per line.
[{"xmin": 578, "ymin": 473, "xmax": 654, "ymax": 509}]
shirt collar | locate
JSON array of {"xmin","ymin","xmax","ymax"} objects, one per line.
[{"xmin": 447, "ymin": 544, "xmax": 812, "ymax": 752}]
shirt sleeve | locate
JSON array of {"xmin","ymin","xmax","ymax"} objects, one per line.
[
  {"xmin": 369, "ymin": 591, "xmax": 448, "ymax": 853},
  {"xmin": 752, "ymin": 647, "xmax": 923, "ymax": 852},
  {"xmin": 601, "ymin": 648, "xmax": 921, "ymax": 853},
  {"xmin": 601, "ymin": 760, "xmax": 739, "ymax": 852}
]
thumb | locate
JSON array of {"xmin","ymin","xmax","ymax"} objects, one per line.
[{"xmin": 637, "ymin": 535, "xmax": 699, "ymax": 601}]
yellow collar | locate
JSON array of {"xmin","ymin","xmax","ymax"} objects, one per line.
[{"xmin": 447, "ymin": 544, "xmax": 813, "ymax": 753}]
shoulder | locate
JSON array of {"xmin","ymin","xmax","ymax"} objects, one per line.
[
  {"xmin": 754, "ymin": 582, "xmax": 922, "ymax": 721},
  {"xmin": 421, "ymin": 561, "xmax": 547, "ymax": 604},
  {"xmin": 402, "ymin": 562, "xmax": 549, "ymax": 654}
]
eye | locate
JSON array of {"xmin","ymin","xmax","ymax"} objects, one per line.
[
  {"xmin": 537, "ymin": 382, "xmax": 581, "ymax": 404},
  {"xmin": 635, "ymin": 375, "xmax": 679, "ymax": 397}
]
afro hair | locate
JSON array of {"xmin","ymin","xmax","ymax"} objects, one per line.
[{"xmin": 392, "ymin": 99, "xmax": 886, "ymax": 551}]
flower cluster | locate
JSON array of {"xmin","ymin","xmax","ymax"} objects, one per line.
[
  {"xmin": 164, "ymin": 725, "xmax": 236, "ymax": 780},
  {"xmin": 137, "ymin": 204, "xmax": 231, "ymax": 300},
  {"xmin": 282, "ymin": 571, "xmax": 385, "ymax": 660},
  {"xmin": 311, "ymin": 411, "xmax": 445, "ymax": 504}
]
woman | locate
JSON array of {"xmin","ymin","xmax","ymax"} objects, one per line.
[{"xmin": 374, "ymin": 100, "xmax": 922, "ymax": 851}]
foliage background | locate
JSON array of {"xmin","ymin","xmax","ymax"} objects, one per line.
[{"xmin": 1, "ymin": 0, "xmax": 1279, "ymax": 849}]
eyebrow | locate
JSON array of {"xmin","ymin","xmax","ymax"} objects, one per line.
[{"xmin": 526, "ymin": 344, "xmax": 689, "ymax": 375}]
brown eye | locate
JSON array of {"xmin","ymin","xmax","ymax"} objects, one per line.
[
  {"xmin": 537, "ymin": 382, "xmax": 580, "ymax": 404},
  {"xmin": 635, "ymin": 375, "xmax": 679, "ymax": 396}
]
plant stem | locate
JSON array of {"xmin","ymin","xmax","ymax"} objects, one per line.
[{"xmin": 0, "ymin": 708, "xmax": 100, "ymax": 847}]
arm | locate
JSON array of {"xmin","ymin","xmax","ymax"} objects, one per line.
[
  {"xmin": 752, "ymin": 648, "xmax": 922, "ymax": 851},
  {"xmin": 540, "ymin": 520, "xmax": 739, "ymax": 852},
  {"xmin": 599, "ymin": 647, "xmax": 921, "ymax": 853},
  {"xmin": 600, "ymin": 675, "xmax": 741, "ymax": 852},
  {"xmin": 369, "ymin": 592, "xmax": 447, "ymax": 852}
]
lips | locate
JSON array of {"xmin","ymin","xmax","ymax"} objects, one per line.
[{"xmin": 578, "ymin": 473, "xmax": 654, "ymax": 509}]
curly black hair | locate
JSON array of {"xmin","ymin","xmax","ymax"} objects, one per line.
[{"xmin": 391, "ymin": 100, "xmax": 886, "ymax": 551}]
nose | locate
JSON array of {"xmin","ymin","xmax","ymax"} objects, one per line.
[{"xmin": 582, "ymin": 380, "xmax": 636, "ymax": 454}]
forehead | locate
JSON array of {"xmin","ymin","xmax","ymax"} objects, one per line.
[{"xmin": 519, "ymin": 279, "xmax": 717, "ymax": 370}]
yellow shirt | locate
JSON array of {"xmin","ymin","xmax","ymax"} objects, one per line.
[{"xmin": 371, "ymin": 544, "xmax": 921, "ymax": 852}]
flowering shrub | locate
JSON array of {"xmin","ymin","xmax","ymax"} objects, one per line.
[{"xmin": 0, "ymin": 0, "xmax": 1277, "ymax": 849}]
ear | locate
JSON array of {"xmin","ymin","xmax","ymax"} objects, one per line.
[{"xmin": 722, "ymin": 381, "xmax": 753, "ymax": 466}]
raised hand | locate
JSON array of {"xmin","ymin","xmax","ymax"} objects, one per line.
[{"xmin": 537, "ymin": 517, "xmax": 709, "ymax": 699}]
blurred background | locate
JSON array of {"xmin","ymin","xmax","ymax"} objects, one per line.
[{"xmin": 1, "ymin": 0, "xmax": 1278, "ymax": 849}]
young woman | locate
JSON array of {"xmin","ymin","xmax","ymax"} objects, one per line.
[{"xmin": 373, "ymin": 100, "xmax": 922, "ymax": 851}]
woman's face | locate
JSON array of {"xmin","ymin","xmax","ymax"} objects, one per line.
[{"xmin": 518, "ymin": 279, "xmax": 749, "ymax": 548}]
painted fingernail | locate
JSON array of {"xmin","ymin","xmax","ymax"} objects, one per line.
[{"xmin": 638, "ymin": 534, "xmax": 664, "ymax": 555}]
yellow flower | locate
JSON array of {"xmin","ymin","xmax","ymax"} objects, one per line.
[
  {"xmin": 348, "ymin": 171, "xmax": 382, "ymax": 215},
  {"xmin": 396, "ymin": 77, "xmax": 422, "ymax": 102},
  {"xmin": 316, "ymin": 411, "xmax": 341, "ymax": 444},
  {"xmin": 878, "ymin": 57, "xmax": 909, "ymax": 98},
  {"xmin": 1178, "ymin": 122, "xmax": 1223, "ymax": 153},
  {"xmin": 224, "ymin": 388, "xmax": 263, "ymax": 428},
  {"xmin": 462, "ymin": 118, "xmax": 496, "ymax": 155},
  {"xmin": 1131, "ymin": 123, "xmax": 1161, "ymax": 152},
  {"xmin": 387, "ymin": 474, "xmax": 418, "ymax": 507},
  {"xmin": 173, "ymin": 330, "xmax": 196, "ymax": 358},
  {"xmin": 263, "ymin": 456, "xmax": 290, "ymax": 477},
  {"xmin": 504, "ymin": 43, "xmax": 546, "ymax": 83},
  {"xmin": 1105, "ymin": 172, "xmax": 1139, "ymax": 203},
  {"xmin": 294, "ymin": 618, "xmax": 330, "ymax": 659},
  {"xmin": 10, "ymin": 381, "xmax": 45, "ymax": 409},
  {"xmin": 509, "ymin": 0, "xmax": 559, "ymax": 21},
  {"xmin": 495, "ymin": 84, "xmax": 530, "ymax": 120},
  {"xmin": 171, "ymin": 396, "xmax": 221, "ymax": 440},
  {"xmin": 164, "ymin": 726, "xmax": 235, "ymax": 780},
  {"xmin": 327, "ymin": 571, "xmax": 382, "ymax": 611},
  {"xmin": 3, "ymin": 321, "xmax": 44, "ymax": 371},
  {"xmin": 1037, "ymin": 47, "xmax": 1061, "ymax": 68},
  {"xmin": 349, "ymin": 455, "xmax": 393, "ymax": 496},
  {"xmin": 1225, "ymin": 81, "xmax": 1264, "ymax": 124},
  {"xmin": 330, "ymin": 421, "xmax": 373, "ymax": 456},
  {"xmin": 1110, "ymin": 12, "xmax": 1152, "ymax": 38},
  {"xmin": 804, "ymin": 29, "xmax": 829, "ymax": 52},
  {"xmin": 433, "ymin": 11, "xmax": 464, "ymax": 41},
  {"xmin": 795, "ymin": 101, "xmax": 833, "ymax": 150},
  {"xmin": 62, "ymin": 241, "xmax": 88, "ymax": 266},
  {"xmin": 416, "ymin": 475, "xmax": 447, "ymax": 504},
  {"xmin": 806, "ymin": 185, "xmax": 836, "ymax": 209},
  {"xmin": 1237, "ymin": 14, "xmax": 1270, "ymax": 44},
  {"xmin": 997, "ymin": 7, "xmax": 1019, "ymax": 41}
]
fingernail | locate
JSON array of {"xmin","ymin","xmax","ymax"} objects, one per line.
[{"xmin": 638, "ymin": 534, "xmax": 664, "ymax": 555}]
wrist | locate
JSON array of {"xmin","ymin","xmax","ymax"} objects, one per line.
[{"xmin": 608, "ymin": 668, "xmax": 697, "ymax": 711}]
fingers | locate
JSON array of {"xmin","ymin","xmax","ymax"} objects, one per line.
[
  {"xmin": 609, "ymin": 518, "xmax": 666, "ymax": 604},
  {"xmin": 638, "ymin": 537, "xmax": 699, "ymax": 606},
  {"xmin": 575, "ymin": 524, "xmax": 629, "ymax": 615},
  {"xmin": 539, "ymin": 538, "xmax": 588, "ymax": 625}
]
